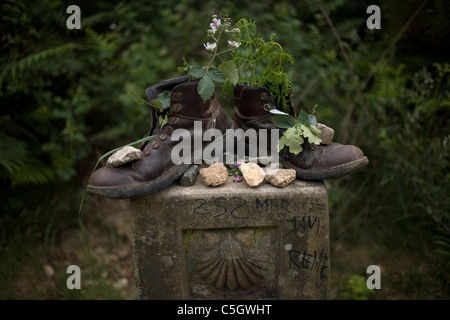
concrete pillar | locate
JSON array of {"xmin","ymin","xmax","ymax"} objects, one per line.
[{"xmin": 129, "ymin": 177, "xmax": 329, "ymax": 300}]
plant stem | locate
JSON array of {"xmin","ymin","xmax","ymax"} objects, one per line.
[{"xmin": 206, "ymin": 29, "xmax": 223, "ymax": 74}]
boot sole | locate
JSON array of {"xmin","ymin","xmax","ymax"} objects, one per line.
[
  {"xmin": 280, "ymin": 156, "xmax": 369, "ymax": 180},
  {"xmin": 87, "ymin": 127, "xmax": 238, "ymax": 199},
  {"xmin": 86, "ymin": 164, "xmax": 191, "ymax": 199}
]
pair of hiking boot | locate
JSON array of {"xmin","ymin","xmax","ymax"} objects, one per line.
[{"xmin": 87, "ymin": 76, "xmax": 368, "ymax": 199}]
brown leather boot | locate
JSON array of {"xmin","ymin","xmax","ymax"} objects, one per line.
[
  {"xmin": 233, "ymin": 83, "xmax": 369, "ymax": 180},
  {"xmin": 87, "ymin": 77, "xmax": 236, "ymax": 199}
]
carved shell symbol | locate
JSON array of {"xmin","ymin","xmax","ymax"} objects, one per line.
[{"xmin": 195, "ymin": 236, "xmax": 271, "ymax": 290}]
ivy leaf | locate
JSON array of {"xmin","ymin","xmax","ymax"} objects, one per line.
[
  {"xmin": 278, "ymin": 125, "xmax": 304, "ymax": 154},
  {"xmin": 272, "ymin": 114, "xmax": 297, "ymax": 129},
  {"xmin": 197, "ymin": 75, "xmax": 215, "ymax": 101},
  {"xmin": 219, "ymin": 61, "xmax": 239, "ymax": 86},
  {"xmin": 151, "ymin": 90, "xmax": 171, "ymax": 112},
  {"xmin": 189, "ymin": 66, "xmax": 207, "ymax": 79},
  {"xmin": 208, "ymin": 68, "xmax": 227, "ymax": 84}
]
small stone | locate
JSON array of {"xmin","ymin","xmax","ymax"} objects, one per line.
[
  {"xmin": 43, "ymin": 264, "xmax": 54, "ymax": 277},
  {"xmin": 317, "ymin": 123, "xmax": 334, "ymax": 145},
  {"xmin": 239, "ymin": 163, "xmax": 266, "ymax": 187},
  {"xmin": 106, "ymin": 146, "xmax": 142, "ymax": 168},
  {"xmin": 113, "ymin": 278, "xmax": 129, "ymax": 290},
  {"xmin": 179, "ymin": 165, "xmax": 199, "ymax": 187},
  {"xmin": 265, "ymin": 168, "xmax": 296, "ymax": 187},
  {"xmin": 199, "ymin": 163, "xmax": 228, "ymax": 187}
]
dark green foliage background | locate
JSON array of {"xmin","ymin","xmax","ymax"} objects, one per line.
[{"xmin": 0, "ymin": 0, "xmax": 448, "ymax": 299}]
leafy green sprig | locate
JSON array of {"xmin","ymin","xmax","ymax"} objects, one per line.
[
  {"xmin": 179, "ymin": 15, "xmax": 240, "ymax": 101},
  {"xmin": 231, "ymin": 18, "xmax": 294, "ymax": 113},
  {"xmin": 271, "ymin": 108, "xmax": 322, "ymax": 155}
]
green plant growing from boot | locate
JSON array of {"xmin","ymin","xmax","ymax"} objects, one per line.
[
  {"xmin": 231, "ymin": 18, "xmax": 294, "ymax": 114},
  {"xmin": 270, "ymin": 108, "xmax": 322, "ymax": 155},
  {"xmin": 178, "ymin": 14, "xmax": 241, "ymax": 102},
  {"xmin": 230, "ymin": 18, "xmax": 321, "ymax": 154}
]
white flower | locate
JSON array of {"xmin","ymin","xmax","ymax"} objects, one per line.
[
  {"xmin": 210, "ymin": 18, "xmax": 221, "ymax": 33},
  {"xmin": 204, "ymin": 42, "xmax": 217, "ymax": 51},
  {"xmin": 228, "ymin": 40, "xmax": 241, "ymax": 48}
]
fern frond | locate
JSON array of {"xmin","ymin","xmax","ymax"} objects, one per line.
[
  {"xmin": 0, "ymin": 135, "xmax": 28, "ymax": 173},
  {"xmin": 8, "ymin": 158, "xmax": 55, "ymax": 187},
  {"xmin": 0, "ymin": 134, "xmax": 55, "ymax": 186},
  {"xmin": 82, "ymin": 11, "xmax": 117, "ymax": 28},
  {"xmin": 0, "ymin": 43, "xmax": 82, "ymax": 89}
]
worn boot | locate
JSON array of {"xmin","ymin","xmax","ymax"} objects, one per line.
[
  {"xmin": 233, "ymin": 83, "xmax": 369, "ymax": 180},
  {"xmin": 87, "ymin": 76, "xmax": 236, "ymax": 199}
]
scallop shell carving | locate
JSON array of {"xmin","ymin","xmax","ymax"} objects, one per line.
[{"xmin": 195, "ymin": 236, "xmax": 271, "ymax": 290}]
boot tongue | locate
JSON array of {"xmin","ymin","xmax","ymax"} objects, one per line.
[{"xmin": 144, "ymin": 76, "xmax": 190, "ymax": 137}]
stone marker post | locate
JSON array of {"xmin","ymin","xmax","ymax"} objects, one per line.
[{"xmin": 129, "ymin": 177, "xmax": 330, "ymax": 299}]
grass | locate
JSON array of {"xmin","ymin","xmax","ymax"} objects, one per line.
[{"xmin": 0, "ymin": 196, "xmax": 135, "ymax": 300}]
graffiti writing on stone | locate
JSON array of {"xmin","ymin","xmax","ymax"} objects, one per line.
[
  {"xmin": 255, "ymin": 198, "xmax": 292, "ymax": 214},
  {"xmin": 284, "ymin": 216, "xmax": 320, "ymax": 238},
  {"xmin": 193, "ymin": 197, "xmax": 248, "ymax": 219},
  {"xmin": 192, "ymin": 197, "xmax": 293, "ymax": 219},
  {"xmin": 288, "ymin": 248, "xmax": 329, "ymax": 280}
]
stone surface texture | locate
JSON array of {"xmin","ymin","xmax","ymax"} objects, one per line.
[
  {"xmin": 239, "ymin": 162, "xmax": 266, "ymax": 187},
  {"xmin": 129, "ymin": 178, "xmax": 330, "ymax": 300},
  {"xmin": 264, "ymin": 168, "xmax": 296, "ymax": 187},
  {"xmin": 199, "ymin": 163, "xmax": 228, "ymax": 187},
  {"xmin": 106, "ymin": 146, "xmax": 142, "ymax": 168}
]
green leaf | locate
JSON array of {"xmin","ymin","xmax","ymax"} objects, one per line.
[
  {"xmin": 151, "ymin": 90, "xmax": 171, "ymax": 111},
  {"xmin": 309, "ymin": 114, "xmax": 317, "ymax": 127},
  {"xmin": 272, "ymin": 114, "xmax": 297, "ymax": 129},
  {"xmin": 151, "ymin": 99, "xmax": 163, "ymax": 111},
  {"xmin": 301, "ymin": 124, "xmax": 322, "ymax": 145},
  {"xmin": 279, "ymin": 125, "xmax": 304, "ymax": 154},
  {"xmin": 189, "ymin": 66, "xmax": 207, "ymax": 79},
  {"xmin": 208, "ymin": 68, "xmax": 227, "ymax": 84},
  {"xmin": 159, "ymin": 114, "xmax": 168, "ymax": 128},
  {"xmin": 277, "ymin": 134, "xmax": 287, "ymax": 152},
  {"xmin": 219, "ymin": 61, "xmax": 239, "ymax": 86},
  {"xmin": 197, "ymin": 75, "xmax": 215, "ymax": 101},
  {"xmin": 299, "ymin": 110, "xmax": 309, "ymax": 124},
  {"xmin": 308, "ymin": 124, "xmax": 321, "ymax": 136}
]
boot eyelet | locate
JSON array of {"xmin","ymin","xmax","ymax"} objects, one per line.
[
  {"xmin": 166, "ymin": 126, "xmax": 174, "ymax": 134},
  {"xmin": 261, "ymin": 92, "xmax": 268, "ymax": 100},
  {"xmin": 151, "ymin": 140, "xmax": 160, "ymax": 149},
  {"xmin": 263, "ymin": 103, "xmax": 272, "ymax": 111},
  {"xmin": 171, "ymin": 117, "xmax": 179, "ymax": 124},
  {"xmin": 159, "ymin": 133, "xmax": 167, "ymax": 141},
  {"xmin": 172, "ymin": 92, "xmax": 183, "ymax": 101},
  {"xmin": 172, "ymin": 104, "xmax": 182, "ymax": 112},
  {"xmin": 143, "ymin": 147, "xmax": 151, "ymax": 156}
]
